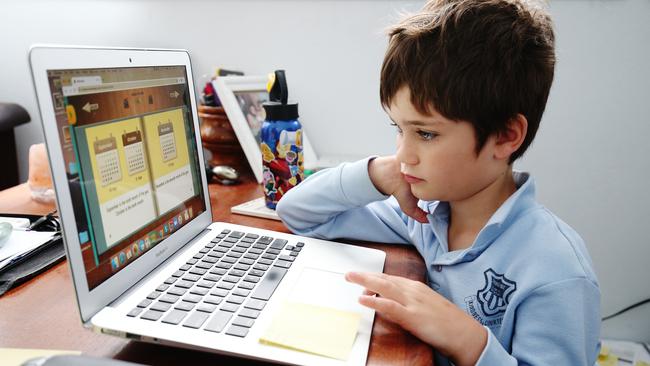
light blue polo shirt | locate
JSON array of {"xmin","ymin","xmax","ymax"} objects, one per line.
[{"xmin": 276, "ymin": 157, "xmax": 600, "ymax": 365}]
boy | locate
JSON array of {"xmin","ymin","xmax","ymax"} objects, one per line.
[{"xmin": 276, "ymin": 0, "xmax": 600, "ymax": 365}]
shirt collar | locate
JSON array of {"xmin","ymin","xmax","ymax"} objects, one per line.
[{"xmin": 424, "ymin": 171, "xmax": 538, "ymax": 264}]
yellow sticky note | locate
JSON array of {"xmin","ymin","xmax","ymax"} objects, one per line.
[
  {"xmin": 0, "ymin": 348, "xmax": 81, "ymax": 366},
  {"xmin": 597, "ymin": 354, "xmax": 619, "ymax": 366},
  {"xmin": 259, "ymin": 302, "xmax": 361, "ymax": 360},
  {"xmin": 635, "ymin": 362, "xmax": 650, "ymax": 366}
]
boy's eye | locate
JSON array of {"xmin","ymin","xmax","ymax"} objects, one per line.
[
  {"xmin": 417, "ymin": 130, "xmax": 438, "ymax": 141},
  {"xmin": 390, "ymin": 122, "xmax": 403, "ymax": 134}
]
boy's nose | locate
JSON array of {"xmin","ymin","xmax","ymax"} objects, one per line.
[{"xmin": 396, "ymin": 139, "xmax": 419, "ymax": 165}]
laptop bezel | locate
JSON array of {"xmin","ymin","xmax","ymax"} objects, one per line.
[{"xmin": 29, "ymin": 45, "xmax": 213, "ymax": 323}]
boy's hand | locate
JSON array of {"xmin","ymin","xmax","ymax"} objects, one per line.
[
  {"xmin": 368, "ymin": 156, "xmax": 428, "ymax": 223},
  {"xmin": 345, "ymin": 271, "xmax": 487, "ymax": 366}
]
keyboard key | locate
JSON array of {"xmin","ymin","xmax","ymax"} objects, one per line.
[
  {"xmin": 258, "ymin": 258, "xmax": 273, "ymax": 266},
  {"xmin": 223, "ymin": 276, "xmax": 240, "ymax": 284},
  {"xmin": 223, "ymin": 237, "xmax": 238, "ymax": 244},
  {"xmin": 266, "ymin": 248, "xmax": 281, "ymax": 255},
  {"xmin": 226, "ymin": 295, "xmax": 246, "ymax": 305},
  {"xmin": 204, "ymin": 295, "xmax": 224, "ymax": 305},
  {"xmin": 167, "ymin": 287, "xmax": 187, "ymax": 296},
  {"xmin": 252, "ymin": 244, "xmax": 267, "ymax": 250},
  {"xmin": 209, "ymin": 268, "xmax": 227, "ymax": 276},
  {"xmin": 229, "ymin": 269, "xmax": 246, "ymax": 277},
  {"xmin": 243, "ymin": 276, "xmax": 260, "ymax": 283},
  {"xmin": 204, "ymin": 310, "xmax": 233, "ymax": 333},
  {"xmin": 183, "ymin": 311, "xmax": 210, "ymax": 329},
  {"xmin": 172, "ymin": 270, "xmax": 184, "ymax": 277},
  {"xmin": 182, "ymin": 274, "xmax": 201, "ymax": 282},
  {"xmin": 210, "ymin": 288, "xmax": 229, "ymax": 297},
  {"xmin": 161, "ymin": 309, "xmax": 188, "ymax": 325},
  {"xmin": 253, "ymin": 263, "xmax": 269, "ymax": 271},
  {"xmin": 244, "ymin": 253, "xmax": 259, "ymax": 260},
  {"xmin": 244, "ymin": 299, "xmax": 266, "ymax": 311},
  {"xmin": 231, "ymin": 246, "xmax": 246, "ymax": 254},
  {"xmin": 294, "ymin": 246, "xmax": 302, "ymax": 252},
  {"xmin": 217, "ymin": 282, "xmax": 235, "ymax": 290},
  {"xmin": 229, "ymin": 231, "xmax": 244, "ymax": 239},
  {"xmin": 226, "ymin": 325, "xmax": 249, "ymax": 337},
  {"xmin": 141, "ymin": 309, "xmax": 164, "ymax": 321},
  {"xmin": 190, "ymin": 287, "xmax": 209, "ymax": 296},
  {"xmin": 238, "ymin": 282, "xmax": 255, "ymax": 290},
  {"xmin": 196, "ymin": 262, "xmax": 212, "ymax": 270},
  {"xmin": 248, "ymin": 269, "xmax": 264, "ymax": 277},
  {"xmin": 233, "ymin": 288, "xmax": 251, "ymax": 297},
  {"xmin": 252, "ymin": 267, "xmax": 287, "ymax": 301},
  {"xmin": 270, "ymin": 239, "xmax": 287, "ymax": 250},
  {"xmin": 174, "ymin": 301, "xmax": 196, "ymax": 311},
  {"xmin": 147, "ymin": 291, "xmax": 162, "ymax": 300},
  {"xmin": 234, "ymin": 263, "xmax": 251, "ymax": 271},
  {"xmin": 215, "ymin": 262, "xmax": 232, "ymax": 270},
  {"xmin": 261, "ymin": 253, "xmax": 277, "ymax": 261},
  {"xmin": 221, "ymin": 257, "xmax": 237, "ymax": 264},
  {"xmin": 215, "ymin": 246, "xmax": 229, "ymax": 254},
  {"xmin": 180, "ymin": 264, "xmax": 191, "ymax": 271},
  {"xmin": 257, "ymin": 236, "xmax": 273, "ymax": 245},
  {"xmin": 239, "ymin": 308, "xmax": 260, "ymax": 319},
  {"xmin": 237, "ymin": 242, "xmax": 252, "ymax": 249},
  {"xmin": 164, "ymin": 277, "xmax": 177, "ymax": 285},
  {"xmin": 278, "ymin": 255, "xmax": 295, "ymax": 262},
  {"xmin": 274, "ymin": 260, "xmax": 292, "ymax": 269},
  {"xmin": 286, "ymin": 245, "xmax": 295, "ymax": 251},
  {"xmin": 221, "ymin": 303, "xmax": 239, "ymax": 312},
  {"xmin": 199, "ymin": 247, "xmax": 210, "ymax": 254},
  {"xmin": 296, "ymin": 242, "xmax": 304, "ymax": 247},
  {"xmin": 240, "ymin": 237, "xmax": 255, "ymax": 244},
  {"xmin": 127, "ymin": 307, "xmax": 143, "ymax": 317},
  {"xmin": 206, "ymin": 251, "xmax": 223, "ymax": 259},
  {"xmin": 202, "ymin": 256, "xmax": 218, "ymax": 264},
  {"xmin": 290, "ymin": 252, "xmax": 299, "ymax": 257},
  {"xmin": 151, "ymin": 301, "xmax": 172, "ymax": 312},
  {"xmin": 193, "ymin": 253, "xmax": 204, "ymax": 260},
  {"xmin": 183, "ymin": 294, "xmax": 203, "ymax": 303},
  {"xmin": 175, "ymin": 280, "xmax": 193, "ymax": 289},
  {"xmin": 232, "ymin": 316, "xmax": 255, "ymax": 328},
  {"xmin": 189, "ymin": 267, "xmax": 208, "ymax": 275},
  {"xmin": 197, "ymin": 280, "xmax": 216, "ymax": 289},
  {"xmin": 249, "ymin": 248, "xmax": 263, "ymax": 255},
  {"xmin": 220, "ymin": 229, "xmax": 231, "ymax": 234},
  {"xmin": 197, "ymin": 303, "xmax": 218, "ymax": 313},
  {"xmin": 137, "ymin": 299, "xmax": 152, "ymax": 308},
  {"xmin": 226, "ymin": 251, "xmax": 243, "ymax": 258},
  {"xmin": 156, "ymin": 284, "xmax": 170, "ymax": 292},
  {"xmin": 244, "ymin": 233, "xmax": 259, "ymax": 239},
  {"xmin": 205, "ymin": 242, "xmax": 216, "ymax": 249},
  {"xmin": 159, "ymin": 294, "xmax": 180, "ymax": 304},
  {"xmin": 186, "ymin": 258, "xmax": 198, "ymax": 265},
  {"xmin": 239, "ymin": 258, "xmax": 255, "ymax": 265}
]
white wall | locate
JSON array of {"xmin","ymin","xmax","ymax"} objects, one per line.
[{"xmin": 1, "ymin": 0, "xmax": 648, "ymax": 342}]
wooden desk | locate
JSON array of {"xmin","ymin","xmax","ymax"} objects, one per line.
[{"xmin": 0, "ymin": 179, "xmax": 433, "ymax": 365}]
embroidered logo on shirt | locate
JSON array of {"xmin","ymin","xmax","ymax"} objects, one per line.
[
  {"xmin": 464, "ymin": 268, "xmax": 517, "ymax": 330},
  {"xmin": 477, "ymin": 269, "xmax": 517, "ymax": 316}
]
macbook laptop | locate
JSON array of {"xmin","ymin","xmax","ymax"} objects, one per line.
[{"xmin": 29, "ymin": 45, "xmax": 385, "ymax": 366}]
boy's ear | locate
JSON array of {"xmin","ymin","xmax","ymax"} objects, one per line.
[{"xmin": 494, "ymin": 114, "xmax": 528, "ymax": 161}]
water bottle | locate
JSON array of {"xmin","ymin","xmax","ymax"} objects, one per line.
[{"xmin": 260, "ymin": 70, "xmax": 304, "ymax": 209}]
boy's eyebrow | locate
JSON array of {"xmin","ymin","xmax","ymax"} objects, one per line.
[{"xmin": 390, "ymin": 117, "xmax": 442, "ymax": 127}]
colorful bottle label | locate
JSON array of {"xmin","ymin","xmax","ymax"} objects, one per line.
[{"xmin": 261, "ymin": 123, "xmax": 304, "ymax": 209}]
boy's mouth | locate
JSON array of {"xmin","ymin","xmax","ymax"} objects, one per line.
[{"xmin": 402, "ymin": 173, "xmax": 425, "ymax": 184}]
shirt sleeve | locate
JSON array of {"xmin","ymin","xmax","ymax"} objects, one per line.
[
  {"xmin": 475, "ymin": 277, "xmax": 601, "ymax": 366},
  {"xmin": 275, "ymin": 157, "xmax": 413, "ymax": 244}
]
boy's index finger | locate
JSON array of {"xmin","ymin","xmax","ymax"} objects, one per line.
[{"xmin": 345, "ymin": 272, "xmax": 405, "ymax": 304}]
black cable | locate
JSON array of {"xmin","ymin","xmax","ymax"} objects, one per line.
[{"xmin": 602, "ymin": 297, "xmax": 650, "ymax": 321}]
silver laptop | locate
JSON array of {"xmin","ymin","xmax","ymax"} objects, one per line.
[{"xmin": 29, "ymin": 45, "xmax": 385, "ymax": 366}]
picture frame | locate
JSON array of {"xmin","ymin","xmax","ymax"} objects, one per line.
[{"xmin": 214, "ymin": 75, "xmax": 317, "ymax": 183}]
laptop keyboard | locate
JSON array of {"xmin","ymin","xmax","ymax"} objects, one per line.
[{"xmin": 126, "ymin": 229, "xmax": 303, "ymax": 338}]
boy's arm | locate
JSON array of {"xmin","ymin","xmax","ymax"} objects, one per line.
[
  {"xmin": 475, "ymin": 277, "xmax": 601, "ymax": 366},
  {"xmin": 346, "ymin": 273, "xmax": 600, "ymax": 366},
  {"xmin": 276, "ymin": 157, "xmax": 420, "ymax": 243}
]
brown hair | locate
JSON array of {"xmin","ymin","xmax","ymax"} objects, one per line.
[{"xmin": 380, "ymin": 0, "xmax": 555, "ymax": 162}]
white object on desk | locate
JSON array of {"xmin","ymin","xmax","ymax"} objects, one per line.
[
  {"xmin": 0, "ymin": 217, "xmax": 31, "ymax": 229},
  {"xmin": 0, "ymin": 230, "xmax": 57, "ymax": 270},
  {"xmin": 231, "ymin": 197, "xmax": 281, "ymax": 221}
]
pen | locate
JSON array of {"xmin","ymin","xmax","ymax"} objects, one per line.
[{"xmin": 27, "ymin": 209, "xmax": 58, "ymax": 231}]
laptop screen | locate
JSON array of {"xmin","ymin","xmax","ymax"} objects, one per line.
[{"xmin": 45, "ymin": 66, "xmax": 207, "ymax": 290}]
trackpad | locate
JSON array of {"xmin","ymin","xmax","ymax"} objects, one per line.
[{"xmin": 287, "ymin": 267, "xmax": 364, "ymax": 312}]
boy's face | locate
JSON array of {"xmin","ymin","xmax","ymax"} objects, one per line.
[{"xmin": 387, "ymin": 87, "xmax": 505, "ymax": 202}]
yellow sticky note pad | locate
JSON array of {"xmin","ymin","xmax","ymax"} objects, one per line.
[
  {"xmin": 0, "ymin": 348, "xmax": 81, "ymax": 366},
  {"xmin": 259, "ymin": 302, "xmax": 361, "ymax": 361}
]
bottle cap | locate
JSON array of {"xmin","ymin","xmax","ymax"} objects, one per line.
[{"xmin": 263, "ymin": 70, "xmax": 299, "ymax": 121}]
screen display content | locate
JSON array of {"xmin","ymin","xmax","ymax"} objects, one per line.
[{"xmin": 45, "ymin": 66, "xmax": 206, "ymax": 289}]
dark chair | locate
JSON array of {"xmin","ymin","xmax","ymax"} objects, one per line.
[{"xmin": 0, "ymin": 103, "xmax": 31, "ymax": 190}]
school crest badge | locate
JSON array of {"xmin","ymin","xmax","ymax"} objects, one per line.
[{"xmin": 477, "ymin": 268, "xmax": 517, "ymax": 316}]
